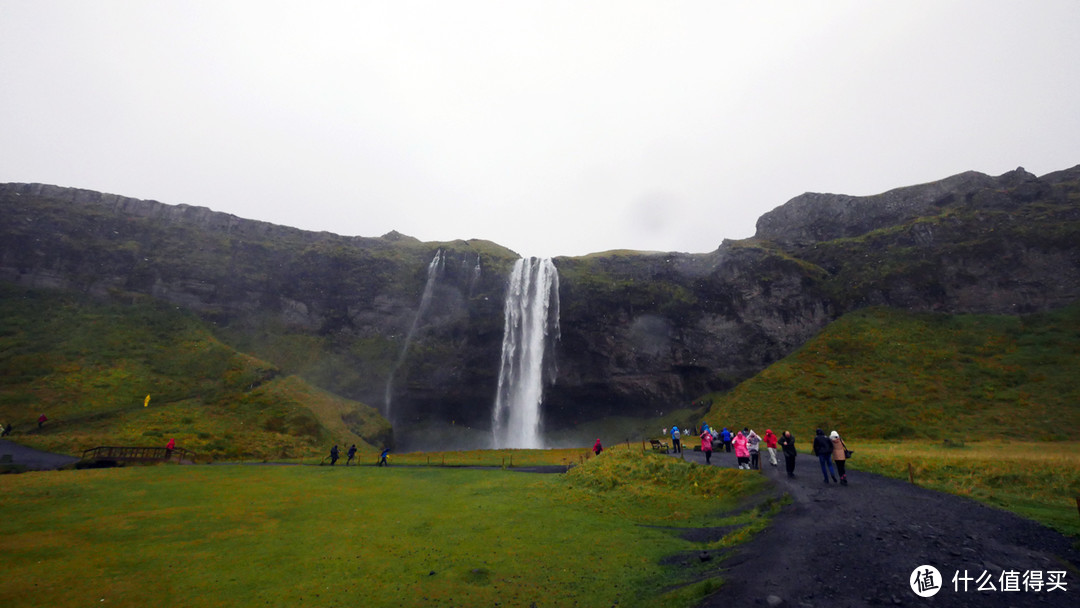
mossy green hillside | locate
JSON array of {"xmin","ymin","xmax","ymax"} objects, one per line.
[
  {"xmin": 702, "ymin": 305, "xmax": 1080, "ymax": 440},
  {"xmin": 0, "ymin": 286, "xmax": 389, "ymax": 459}
]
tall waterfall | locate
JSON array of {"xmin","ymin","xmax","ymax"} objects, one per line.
[
  {"xmin": 384, "ymin": 249, "xmax": 444, "ymax": 420},
  {"xmin": 492, "ymin": 257, "xmax": 560, "ymax": 449}
]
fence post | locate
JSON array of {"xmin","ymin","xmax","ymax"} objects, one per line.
[{"xmin": 908, "ymin": 463, "xmax": 915, "ymax": 485}]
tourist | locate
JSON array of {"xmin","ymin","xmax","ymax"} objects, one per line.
[
  {"xmin": 671, "ymin": 426, "xmax": 682, "ymax": 453},
  {"xmin": 764, "ymin": 429, "xmax": 779, "ymax": 467},
  {"xmin": 812, "ymin": 429, "xmax": 838, "ymax": 483},
  {"xmin": 1, "ymin": 422, "xmax": 11, "ymax": 437},
  {"xmin": 733, "ymin": 429, "xmax": 750, "ymax": 469},
  {"xmin": 720, "ymin": 427, "xmax": 732, "ymax": 452},
  {"xmin": 329, "ymin": 444, "xmax": 339, "ymax": 466},
  {"xmin": 37, "ymin": 413, "xmax": 47, "ymax": 429},
  {"xmin": 830, "ymin": 431, "xmax": 850, "ymax": 485},
  {"xmin": 377, "ymin": 448, "xmax": 390, "ymax": 466},
  {"xmin": 779, "ymin": 430, "xmax": 797, "ymax": 477},
  {"xmin": 347, "ymin": 444, "xmax": 357, "ymax": 465},
  {"xmin": 747, "ymin": 429, "xmax": 761, "ymax": 470},
  {"xmin": 165, "ymin": 438, "xmax": 175, "ymax": 458},
  {"xmin": 700, "ymin": 427, "xmax": 714, "ymax": 464},
  {"xmin": 593, "ymin": 438, "xmax": 603, "ymax": 455}
]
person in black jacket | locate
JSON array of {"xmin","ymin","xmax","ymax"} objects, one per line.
[
  {"xmin": 779, "ymin": 430, "xmax": 797, "ymax": 477},
  {"xmin": 812, "ymin": 429, "xmax": 838, "ymax": 483}
]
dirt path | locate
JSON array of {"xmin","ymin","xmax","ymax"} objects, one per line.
[
  {"xmin": 0, "ymin": 439, "xmax": 79, "ymax": 470},
  {"xmin": 666, "ymin": 442, "xmax": 1079, "ymax": 607}
]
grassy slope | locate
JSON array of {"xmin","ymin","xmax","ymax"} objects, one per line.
[
  {"xmin": 701, "ymin": 304, "xmax": 1080, "ymax": 440},
  {"xmin": 0, "ymin": 285, "xmax": 389, "ymax": 459},
  {"xmin": 0, "ymin": 449, "xmax": 772, "ymax": 608},
  {"xmin": 699, "ymin": 304, "xmax": 1080, "ymax": 536}
]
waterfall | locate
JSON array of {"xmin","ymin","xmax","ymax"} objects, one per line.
[
  {"xmin": 492, "ymin": 257, "xmax": 560, "ymax": 449},
  {"xmin": 384, "ymin": 249, "xmax": 444, "ymax": 420}
]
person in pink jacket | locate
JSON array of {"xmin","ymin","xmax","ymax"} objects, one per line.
[
  {"xmin": 700, "ymin": 428, "xmax": 714, "ymax": 464},
  {"xmin": 733, "ymin": 430, "xmax": 750, "ymax": 469}
]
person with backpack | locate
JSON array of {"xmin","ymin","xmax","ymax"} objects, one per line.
[
  {"xmin": 812, "ymin": 429, "xmax": 838, "ymax": 483},
  {"xmin": 347, "ymin": 444, "xmax": 357, "ymax": 465},
  {"xmin": 593, "ymin": 438, "xmax": 603, "ymax": 456},
  {"xmin": 779, "ymin": 430, "xmax": 797, "ymax": 477},
  {"xmin": 329, "ymin": 444, "xmax": 339, "ymax": 466},
  {"xmin": 377, "ymin": 448, "xmax": 390, "ymax": 466},
  {"xmin": 720, "ymin": 427, "xmax": 732, "ymax": 452},
  {"xmin": 671, "ymin": 426, "xmax": 682, "ymax": 453}
]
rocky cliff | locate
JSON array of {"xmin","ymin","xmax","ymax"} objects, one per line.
[{"xmin": 3, "ymin": 165, "xmax": 1080, "ymax": 441}]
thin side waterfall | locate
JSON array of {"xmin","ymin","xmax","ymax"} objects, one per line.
[
  {"xmin": 491, "ymin": 257, "xmax": 560, "ymax": 449},
  {"xmin": 384, "ymin": 249, "xmax": 444, "ymax": 419}
]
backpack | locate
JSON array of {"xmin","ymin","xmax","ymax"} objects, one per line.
[{"xmin": 673, "ymin": 430, "xmax": 681, "ymax": 440}]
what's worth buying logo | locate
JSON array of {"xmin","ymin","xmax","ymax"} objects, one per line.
[{"xmin": 910, "ymin": 565, "xmax": 942, "ymax": 597}]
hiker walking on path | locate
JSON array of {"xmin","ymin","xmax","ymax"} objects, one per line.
[
  {"xmin": 671, "ymin": 426, "xmax": 682, "ymax": 454},
  {"xmin": 347, "ymin": 444, "xmax": 357, "ymax": 465},
  {"xmin": 764, "ymin": 429, "xmax": 778, "ymax": 467},
  {"xmin": 733, "ymin": 430, "xmax": 750, "ymax": 469},
  {"xmin": 700, "ymin": 427, "xmax": 714, "ymax": 464},
  {"xmin": 165, "ymin": 438, "xmax": 175, "ymax": 458},
  {"xmin": 593, "ymin": 438, "xmax": 603, "ymax": 455},
  {"xmin": 721, "ymin": 427, "xmax": 732, "ymax": 452},
  {"xmin": 37, "ymin": 414, "xmax": 47, "ymax": 429},
  {"xmin": 1, "ymin": 422, "xmax": 12, "ymax": 437},
  {"xmin": 329, "ymin": 444, "xmax": 339, "ymax": 466},
  {"xmin": 377, "ymin": 448, "xmax": 389, "ymax": 466},
  {"xmin": 779, "ymin": 430, "xmax": 797, "ymax": 477},
  {"xmin": 812, "ymin": 429, "xmax": 838, "ymax": 483},
  {"xmin": 830, "ymin": 431, "xmax": 850, "ymax": 485},
  {"xmin": 747, "ymin": 429, "xmax": 761, "ymax": 470}
]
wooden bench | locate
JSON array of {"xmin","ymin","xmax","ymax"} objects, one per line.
[{"xmin": 650, "ymin": 439, "xmax": 670, "ymax": 454}]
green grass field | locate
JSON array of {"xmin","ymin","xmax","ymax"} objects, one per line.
[{"xmin": 0, "ymin": 449, "xmax": 773, "ymax": 608}]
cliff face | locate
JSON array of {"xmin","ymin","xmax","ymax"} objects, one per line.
[{"xmin": 3, "ymin": 164, "xmax": 1080, "ymax": 436}]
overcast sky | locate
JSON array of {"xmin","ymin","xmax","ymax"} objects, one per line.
[{"xmin": 3, "ymin": 1, "xmax": 1079, "ymax": 258}]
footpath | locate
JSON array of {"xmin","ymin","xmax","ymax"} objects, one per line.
[
  {"xmin": 668, "ymin": 441, "xmax": 1079, "ymax": 607},
  {"xmin": 0, "ymin": 439, "xmax": 79, "ymax": 470}
]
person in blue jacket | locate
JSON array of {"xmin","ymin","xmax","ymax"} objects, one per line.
[
  {"xmin": 671, "ymin": 426, "xmax": 682, "ymax": 453},
  {"xmin": 721, "ymin": 427, "xmax": 733, "ymax": 452}
]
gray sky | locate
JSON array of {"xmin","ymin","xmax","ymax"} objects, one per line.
[{"xmin": 3, "ymin": 1, "xmax": 1079, "ymax": 258}]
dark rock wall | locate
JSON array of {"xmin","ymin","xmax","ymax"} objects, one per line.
[{"xmin": 3, "ymin": 164, "xmax": 1080, "ymax": 430}]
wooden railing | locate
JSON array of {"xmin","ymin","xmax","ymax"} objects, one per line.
[{"xmin": 81, "ymin": 446, "xmax": 196, "ymax": 464}]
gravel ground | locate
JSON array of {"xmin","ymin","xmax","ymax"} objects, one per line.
[{"xmin": 667, "ymin": 444, "xmax": 1079, "ymax": 607}]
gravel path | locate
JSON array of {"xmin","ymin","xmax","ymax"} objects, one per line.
[
  {"xmin": 666, "ymin": 444, "xmax": 1079, "ymax": 607},
  {"xmin": 0, "ymin": 439, "xmax": 79, "ymax": 470}
]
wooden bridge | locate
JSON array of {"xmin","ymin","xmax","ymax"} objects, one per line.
[{"xmin": 81, "ymin": 446, "xmax": 197, "ymax": 464}]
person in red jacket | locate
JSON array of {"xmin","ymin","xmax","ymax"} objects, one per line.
[
  {"xmin": 763, "ymin": 429, "xmax": 779, "ymax": 467},
  {"xmin": 593, "ymin": 438, "xmax": 603, "ymax": 455}
]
